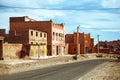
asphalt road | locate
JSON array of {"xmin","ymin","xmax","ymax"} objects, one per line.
[{"xmin": 0, "ymin": 59, "xmax": 112, "ymax": 80}]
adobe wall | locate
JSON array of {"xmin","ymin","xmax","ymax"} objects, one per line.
[
  {"xmin": 79, "ymin": 33, "xmax": 85, "ymax": 54},
  {"xmin": 3, "ymin": 43, "xmax": 22, "ymax": 60},
  {"xmin": 84, "ymin": 34, "xmax": 90, "ymax": 47},
  {"xmin": 0, "ymin": 29, "xmax": 6, "ymax": 35},
  {"xmin": 29, "ymin": 45, "xmax": 47, "ymax": 59},
  {"xmin": 10, "ymin": 21, "xmax": 52, "ymax": 45},
  {"xmin": 69, "ymin": 43, "xmax": 77, "ymax": 54},
  {"xmin": 0, "ymin": 40, "xmax": 3, "ymax": 60},
  {"xmin": 65, "ymin": 34, "xmax": 74, "ymax": 43},
  {"xmin": 0, "ymin": 37, "xmax": 4, "ymax": 60},
  {"xmin": 10, "ymin": 17, "xmax": 65, "ymax": 55},
  {"xmin": 65, "ymin": 43, "xmax": 69, "ymax": 55}
]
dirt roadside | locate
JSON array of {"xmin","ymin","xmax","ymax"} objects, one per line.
[
  {"xmin": 0, "ymin": 55, "xmax": 86, "ymax": 75},
  {"xmin": 0, "ymin": 54, "xmax": 119, "ymax": 75},
  {"xmin": 79, "ymin": 60, "xmax": 120, "ymax": 80}
]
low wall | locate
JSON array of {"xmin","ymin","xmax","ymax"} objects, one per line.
[
  {"xmin": 2, "ymin": 43, "xmax": 47, "ymax": 60},
  {"xmin": 3, "ymin": 43, "xmax": 22, "ymax": 60}
]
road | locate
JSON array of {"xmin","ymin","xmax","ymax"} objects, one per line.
[{"xmin": 0, "ymin": 59, "xmax": 112, "ymax": 80}]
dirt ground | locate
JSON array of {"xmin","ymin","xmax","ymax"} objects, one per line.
[
  {"xmin": 80, "ymin": 60, "xmax": 120, "ymax": 80},
  {"xmin": 0, "ymin": 55, "xmax": 78, "ymax": 75},
  {"xmin": 0, "ymin": 53, "xmax": 119, "ymax": 76}
]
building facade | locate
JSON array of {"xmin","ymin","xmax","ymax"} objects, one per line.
[
  {"xmin": 0, "ymin": 36, "xmax": 4, "ymax": 60},
  {"xmin": 0, "ymin": 29, "xmax": 6, "ymax": 35},
  {"xmin": 7, "ymin": 29, "xmax": 47, "ymax": 45},
  {"xmin": 65, "ymin": 32, "xmax": 94, "ymax": 54},
  {"xmin": 5, "ymin": 28, "xmax": 47, "ymax": 58},
  {"xmin": 9, "ymin": 16, "xmax": 65, "ymax": 56}
]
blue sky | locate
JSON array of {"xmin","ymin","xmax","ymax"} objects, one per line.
[{"xmin": 0, "ymin": 0, "xmax": 120, "ymax": 44}]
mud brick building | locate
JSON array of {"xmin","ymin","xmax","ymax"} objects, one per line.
[
  {"xmin": 84, "ymin": 34, "xmax": 94, "ymax": 53},
  {"xmin": 6, "ymin": 29, "xmax": 47, "ymax": 45},
  {"xmin": 6, "ymin": 29, "xmax": 47, "ymax": 58},
  {"xmin": 0, "ymin": 29, "xmax": 6, "ymax": 35},
  {"xmin": 9, "ymin": 16, "xmax": 65, "ymax": 56},
  {"xmin": 0, "ymin": 36, "xmax": 4, "ymax": 60},
  {"xmin": 65, "ymin": 32, "xmax": 94, "ymax": 54},
  {"xmin": 95, "ymin": 40, "xmax": 120, "ymax": 54},
  {"xmin": 0, "ymin": 29, "xmax": 6, "ymax": 60}
]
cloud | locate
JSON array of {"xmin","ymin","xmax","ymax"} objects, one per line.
[
  {"xmin": 101, "ymin": 0, "xmax": 120, "ymax": 8},
  {"xmin": 101, "ymin": 29, "xmax": 120, "ymax": 32},
  {"xmin": 45, "ymin": 0, "xmax": 64, "ymax": 4},
  {"xmin": 0, "ymin": 0, "xmax": 40, "ymax": 7},
  {"xmin": 80, "ymin": 24, "xmax": 93, "ymax": 28},
  {"xmin": 0, "ymin": 0, "xmax": 120, "ymax": 41},
  {"xmin": 0, "ymin": 8, "xmax": 65, "ymax": 32},
  {"xmin": 26, "ymin": 9, "xmax": 65, "ymax": 20},
  {"xmin": 0, "ymin": 0, "xmax": 101, "ymax": 10}
]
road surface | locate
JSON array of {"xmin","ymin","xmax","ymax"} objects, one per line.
[{"xmin": 0, "ymin": 59, "xmax": 112, "ymax": 80}]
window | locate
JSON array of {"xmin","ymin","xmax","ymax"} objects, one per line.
[
  {"xmin": 31, "ymin": 42, "xmax": 33, "ymax": 44},
  {"xmin": 56, "ymin": 33, "xmax": 58, "ymax": 36},
  {"xmin": 31, "ymin": 31, "xmax": 33, "ymax": 36},
  {"xmin": 40, "ymin": 33, "xmax": 42, "ymax": 37},
  {"xmin": 53, "ymin": 32, "xmax": 55, "ymax": 40},
  {"xmin": 53, "ymin": 32, "xmax": 55, "ymax": 36},
  {"xmin": 44, "ymin": 33, "xmax": 46, "ymax": 38},
  {"xmin": 36, "ymin": 32, "xmax": 38, "ymax": 36},
  {"xmin": 59, "ymin": 33, "xmax": 64, "ymax": 37},
  {"xmin": 56, "ymin": 33, "xmax": 59, "ymax": 41}
]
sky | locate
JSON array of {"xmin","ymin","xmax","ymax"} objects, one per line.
[{"xmin": 0, "ymin": 0, "xmax": 120, "ymax": 44}]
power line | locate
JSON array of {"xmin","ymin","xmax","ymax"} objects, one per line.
[{"xmin": 0, "ymin": 5, "xmax": 120, "ymax": 10}]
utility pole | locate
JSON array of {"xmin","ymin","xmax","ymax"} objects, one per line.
[
  {"xmin": 77, "ymin": 26, "xmax": 80, "ymax": 55},
  {"xmin": 97, "ymin": 35, "xmax": 100, "ymax": 53}
]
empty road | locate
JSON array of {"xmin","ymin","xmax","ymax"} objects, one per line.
[{"xmin": 0, "ymin": 59, "xmax": 112, "ymax": 80}]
